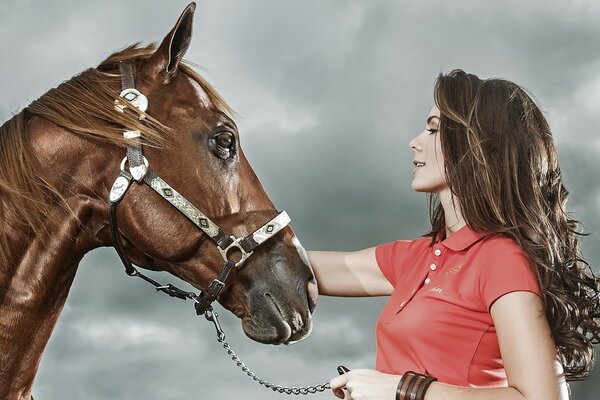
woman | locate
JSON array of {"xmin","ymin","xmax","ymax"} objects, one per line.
[{"xmin": 311, "ymin": 70, "xmax": 600, "ymax": 400}]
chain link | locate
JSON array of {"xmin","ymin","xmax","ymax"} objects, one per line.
[{"xmin": 218, "ymin": 337, "xmax": 331, "ymax": 395}]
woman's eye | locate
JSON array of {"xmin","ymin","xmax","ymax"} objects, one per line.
[{"xmin": 426, "ymin": 128, "xmax": 439, "ymax": 135}]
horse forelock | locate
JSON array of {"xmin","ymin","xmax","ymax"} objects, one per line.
[{"xmin": 0, "ymin": 42, "xmax": 234, "ymax": 266}]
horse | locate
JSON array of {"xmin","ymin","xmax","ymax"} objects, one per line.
[{"xmin": 0, "ymin": 3, "xmax": 318, "ymax": 399}]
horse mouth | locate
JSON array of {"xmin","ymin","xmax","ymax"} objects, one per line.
[{"xmin": 241, "ymin": 293, "xmax": 312, "ymax": 345}]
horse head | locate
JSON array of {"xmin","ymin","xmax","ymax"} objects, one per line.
[
  {"xmin": 110, "ymin": 4, "xmax": 319, "ymax": 344},
  {"xmin": 21, "ymin": 3, "xmax": 316, "ymax": 346}
]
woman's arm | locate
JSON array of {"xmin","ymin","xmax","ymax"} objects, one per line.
[
  {"xmin": 330, "ymin": 291, "xmax": 569, "ymax": 400},
  {"xmin": 308, "ymin": 248, "xmax": 393, "ymax": 297}
]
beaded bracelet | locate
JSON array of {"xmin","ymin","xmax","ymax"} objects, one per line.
[{"xmin": 395, "ymin": 370, "xmax": 437, "ymax": 400}]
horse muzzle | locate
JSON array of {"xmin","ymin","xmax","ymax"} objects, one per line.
[{"xmin": 235, "ymin": 237, "xmax": 317, "ymax": 344}]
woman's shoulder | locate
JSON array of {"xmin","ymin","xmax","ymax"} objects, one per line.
[
  {"xmin": 395, "ymin": 236, "xmax": 435, "ymax": 252},
  {"xmin": 378, "ymin": 235, "xmax": 433, "ymax": 248},
  {"xmin": 375, "ymin": 236, "xmax": 434, "ymax": 262},
  {"xmin": 475, "ymin": 233, "xmax": 542, "ymax": 307},
  {"xmin": 480, "ymin": 233, "xmax": 524, "ymax": 250}
]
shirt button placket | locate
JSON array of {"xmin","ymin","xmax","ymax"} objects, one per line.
[{"xmin": 426, "ymin": 248, "xmax": 442, "ymax": 285}]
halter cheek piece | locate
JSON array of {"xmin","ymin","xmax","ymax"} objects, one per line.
[{"xmin": 108, "ymin": 63, "xmax": 291, "ymax": 316}]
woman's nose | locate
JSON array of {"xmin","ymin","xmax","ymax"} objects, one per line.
[{"xmin": 409, "ymin": 135, "xmax": 421, "ymax": 151}]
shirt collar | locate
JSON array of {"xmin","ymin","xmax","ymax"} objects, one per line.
[{"xmin": 435, "ymin": 224, "xmax": 488, "ymax": 251}]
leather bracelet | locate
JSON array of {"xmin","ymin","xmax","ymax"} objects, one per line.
[{"xmin": 396, "ymin": 371, "xmax": 438, "ymax": 400}]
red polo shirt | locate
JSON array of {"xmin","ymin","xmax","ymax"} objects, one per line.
[{"xmin": 375, "ymin": 225, "xmax": 542, "ymax": 387}]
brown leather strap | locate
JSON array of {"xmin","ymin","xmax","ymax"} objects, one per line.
[
  {"xmin": 118, "ymin": 62, "xmax": 146, "ymax": 178},
  {"xmin": 239, "ymin": 236, "xmax": 259, "ymax": 253},
  {"xmin": 119, "ymin": 62, "xmax": 135, "ymax": 90},
  {"xmin": 195, "ymin": 260, "xmax": 236, "ymax": 315},
  {"xmin": 214, "ymin": 230, "xmax": 234, "ymax": 250},
  {"xmin": 126, "ymin": 143, "xmax": 144, "ymax": 170},
  {"xmin": 109, "ymin": 170, "xmax": 136, "ymax": 276}
]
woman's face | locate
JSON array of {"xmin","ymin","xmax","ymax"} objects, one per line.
[{"xmin": 409, "ymin": 106, "xmax": 448, "ymax": 193}]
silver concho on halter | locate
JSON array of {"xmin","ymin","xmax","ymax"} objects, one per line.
[
  {"xmin": 120, "ymin": 156, "xmax": 149, "ymax": 182},
  {"xmin": 109, "ymin": 176, "xmax": 131, "ymax": 203},
  {"xmin": 115, "ymin": 88, "xmax": 148, "ymax": 115}
]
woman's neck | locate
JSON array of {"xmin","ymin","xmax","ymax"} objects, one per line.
[{"xmin": 438, "ymin": 188, "xmax": 466, "ymax": 238}]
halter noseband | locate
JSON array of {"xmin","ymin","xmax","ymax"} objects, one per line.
[{"xmin": 108, "ymin": 62, "xmax": 291, "ymax": 315}]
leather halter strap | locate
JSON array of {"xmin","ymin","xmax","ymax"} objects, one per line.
[{"xmin": 108, "ymin": 63, "xmax": 291, "ymax": 315}]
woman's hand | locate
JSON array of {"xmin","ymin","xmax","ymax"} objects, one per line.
[{"xmin": 329, "ymin": 368, "xmax": 400, "ymax": 400}]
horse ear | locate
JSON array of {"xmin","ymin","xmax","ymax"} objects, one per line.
[{"xmin": 144, "ymin": 2, "xmax": 196, "ymax": 83}]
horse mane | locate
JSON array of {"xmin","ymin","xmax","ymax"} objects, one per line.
[{"xmin": 0, "ymin": 43, "xmax": 233, "ymax": 266}]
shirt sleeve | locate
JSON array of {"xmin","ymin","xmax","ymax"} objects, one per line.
[
  {"xmin": 479, "ymin": 239, "xmax": 542, "ymax": 312},
  {"xmin": 375, "ymin": 240, "xmax": 413, "ymax": 287}
]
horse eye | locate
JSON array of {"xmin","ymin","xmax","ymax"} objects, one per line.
[
  {"xmin": 217, "ymin": 132, "xmax": 234, "ymax": 148},
  {"xmin": 210, "ymin": 132, "xmax": 236, "ymax": 160}
]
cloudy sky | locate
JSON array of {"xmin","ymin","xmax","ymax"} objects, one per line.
[{"xmin": 1, "ymin": 0, "xmax": 599, "ymax": 399}]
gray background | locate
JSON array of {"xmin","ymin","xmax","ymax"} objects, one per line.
[{"xmin": 1, "ymin": 0, "xmax": 599, "ymax": 399}]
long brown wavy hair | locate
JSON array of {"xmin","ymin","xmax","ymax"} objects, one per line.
[{"xmin": 426, "ymin": 69, "xmax": 600, "ymax": 381}]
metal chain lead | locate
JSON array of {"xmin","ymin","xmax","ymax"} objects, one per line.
[
  {"xmin": 205, "ymin": 308, "xmax": 331, "ymax": 395},
  {"xmin": 218, "ymin": 338, "xmax": 331, "ymax": 395},
  {"xmin": 125, "ymin": 271, "xmax": 331, "ymax": 396}
]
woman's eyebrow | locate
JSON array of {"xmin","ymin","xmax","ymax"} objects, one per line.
[{"xmin": 427, "ymin": 115, "xmax": 440, "ymax": 124}]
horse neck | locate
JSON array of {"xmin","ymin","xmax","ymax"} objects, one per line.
[{"xmin": 0, "ymin": 117, "xmax": 114, "ymax": 399}]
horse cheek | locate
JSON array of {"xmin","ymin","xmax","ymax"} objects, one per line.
[{"xmin": 117, "ymin": 191, "xmax": 201, "ymax": 262}]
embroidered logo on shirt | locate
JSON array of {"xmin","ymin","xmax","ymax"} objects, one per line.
[
  {"xmin": 429, "ymin": 264, "xmax": 463, "ymax": 293},
  {"xmin": 446, "ymin": 264, "xmax": 463, "ymax": 276}
]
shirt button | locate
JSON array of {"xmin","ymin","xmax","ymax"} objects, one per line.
[
  {"xmin": 429, "ymin": 263, "xmax": 437, "ymax": 271},
  {"xmin": 424, "ymin": 277, "xmax": 431, "ymax": 284},
  {"xmin": 434, "ymin": 249, "xmax": 442, "ymax": 256}
]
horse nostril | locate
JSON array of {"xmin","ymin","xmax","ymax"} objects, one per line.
[
  {"xmin": 264, "ymin": 292, "xmax": 283, "ymax": 316},
  {"xmin": 307, "ymin": 277, "xmax": 318, "ymax": 314}
]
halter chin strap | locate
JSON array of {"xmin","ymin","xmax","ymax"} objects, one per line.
[{"xmin": 108, "ymin": 62, "xmax": 291, "ymax": 315}]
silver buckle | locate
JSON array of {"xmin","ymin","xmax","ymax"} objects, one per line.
[
  {"xmin": 218, "ymin": 236, "xmax": 253, "ymax": 268},
  {"xmin": 115, "ymin": 88, "xmax": 149, "ymax": 113},
  {"xmin": 120, "ymin": 156, "xmax": 149, "ymax": 182}
]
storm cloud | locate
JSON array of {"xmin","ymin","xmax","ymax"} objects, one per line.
[{"xmin": 1, "ymin": 0, "xmax": 599, "ymax": 399}]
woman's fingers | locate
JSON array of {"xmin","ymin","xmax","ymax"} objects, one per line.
[
  {"xmin": 330, "ymin": 370, "xmax": 351, "ymax": 399},
  {"xmin": 333, "ymin": 387, "xmax": 345, "ymax": 399},
  {"xmin": 330, "ymin": 372, "xmax": 349, "ymax": 391},
  {"xmin": 330, "ymin": 369, "xmax": 400, "ymax": 400},
  {"xmin": 331, "ymin": 365, "xmax": 351, "ymax": 398}
]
